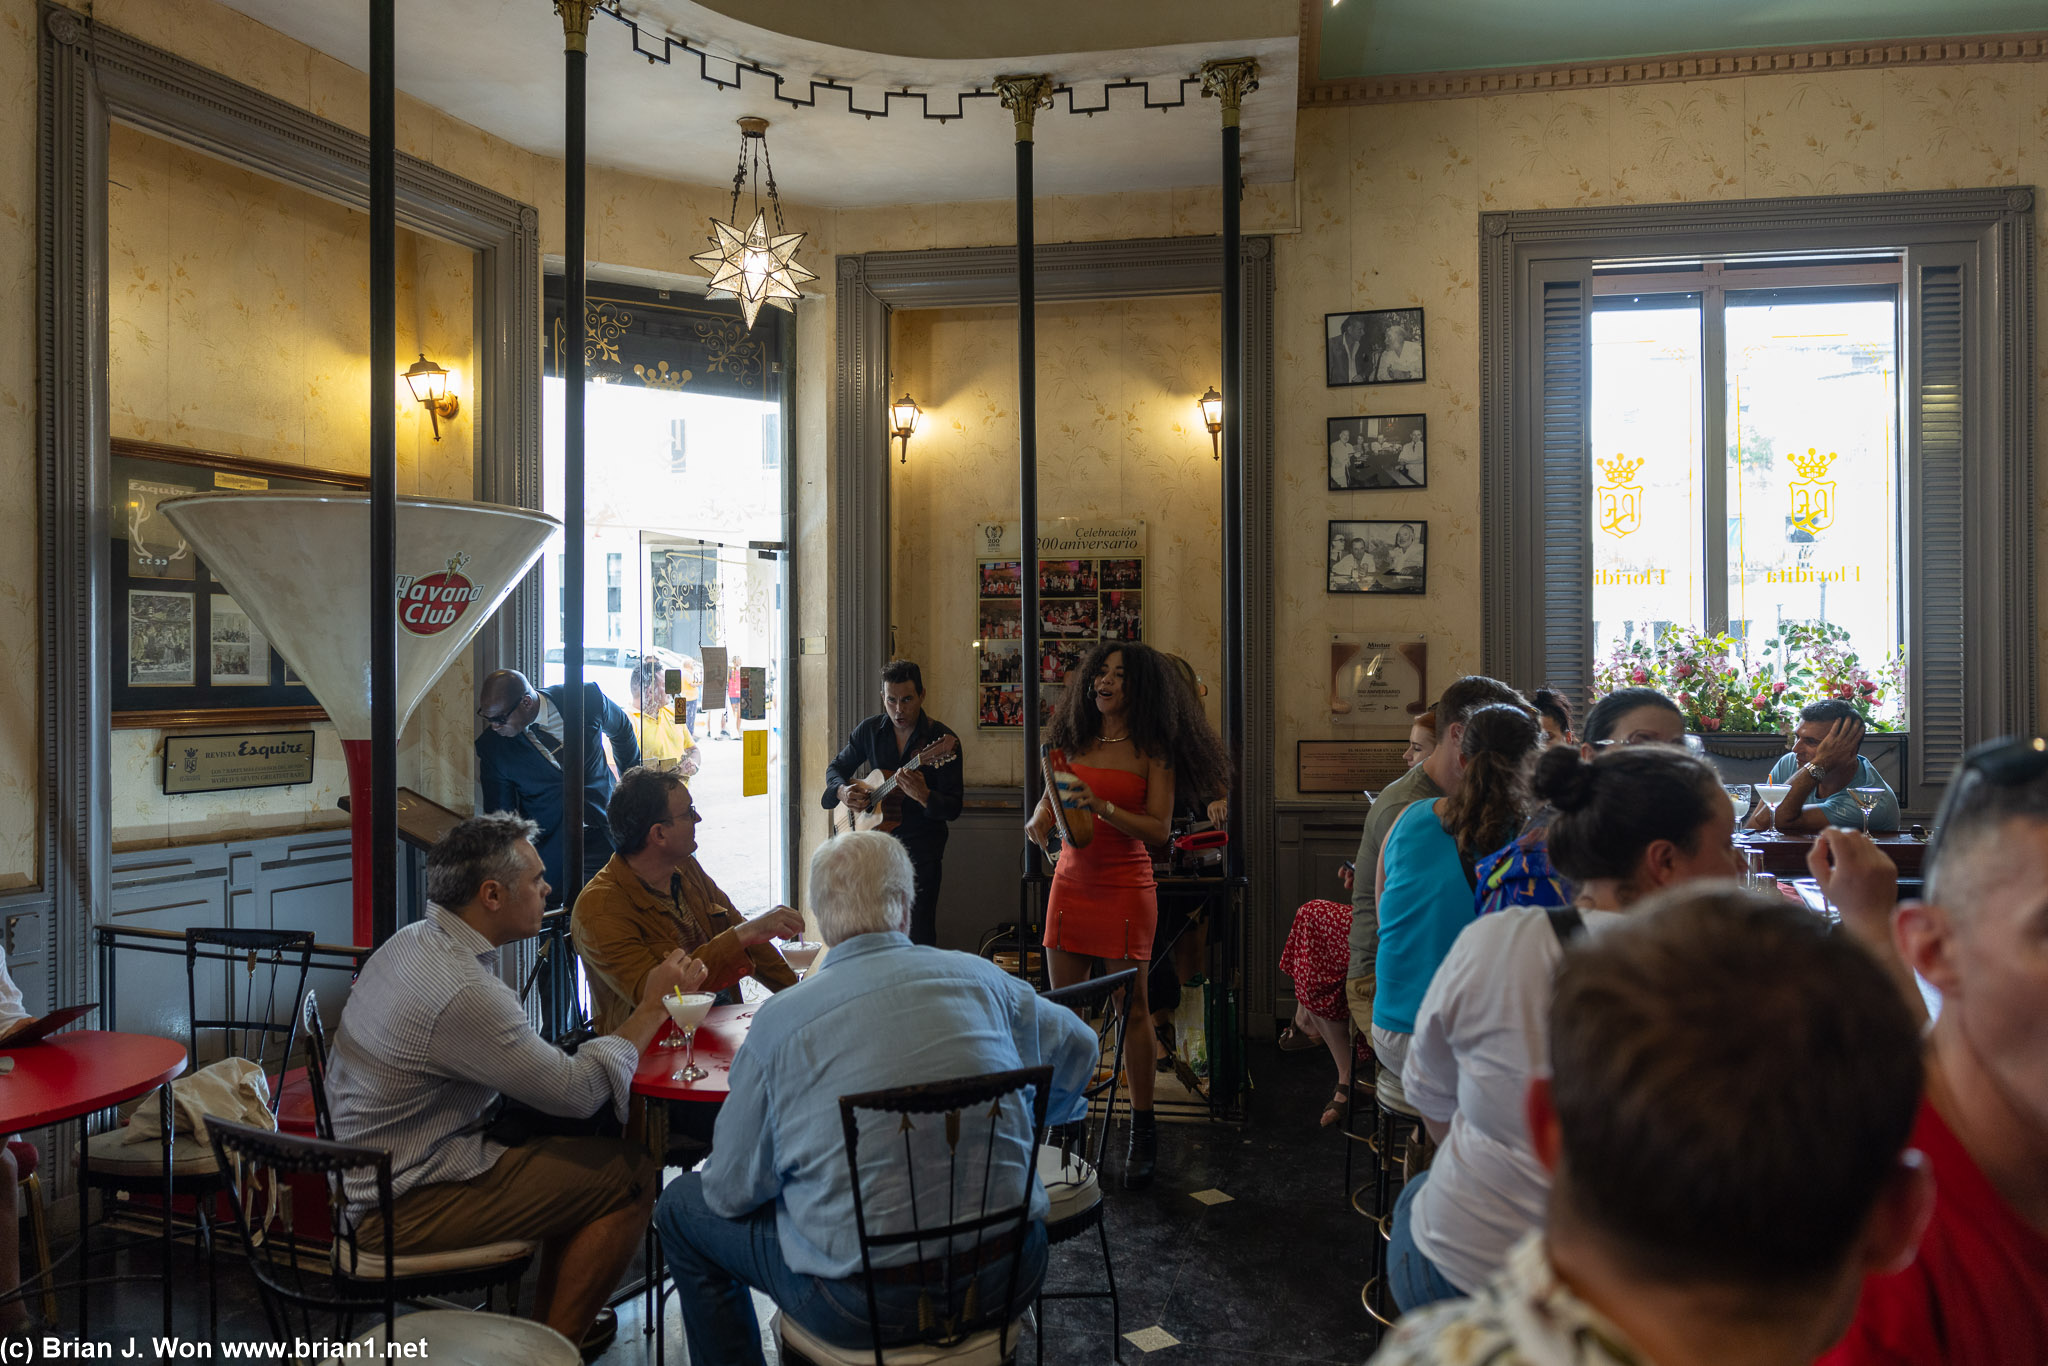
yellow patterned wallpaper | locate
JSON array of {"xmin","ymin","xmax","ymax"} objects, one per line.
[
  {"xmin": 105, "ymin": 123, "xmax": 478, "ymax": 848},
  {"xmin": 889, "ymin": 298, "xmax": 1226, "ymax": 787}
]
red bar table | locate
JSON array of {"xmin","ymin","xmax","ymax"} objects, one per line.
[
  {"xmin": 0, "ymin": 1030, "xmax": 187, "ymax": 1334},
  {"xmin": 631, "ymin": 1002, "xmax": 754, "ymax": 1157}
]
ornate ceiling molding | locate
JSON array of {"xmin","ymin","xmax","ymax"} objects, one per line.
[{"xmin": 1298, "ymin": 2, "xmax": 2048, "ymax": 107}]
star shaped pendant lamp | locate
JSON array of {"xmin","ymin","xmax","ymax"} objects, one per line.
[{"xmin": 691, "ymin": 117, "xmax": 816, "ymax": 329}]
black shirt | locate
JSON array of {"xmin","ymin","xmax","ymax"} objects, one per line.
[{"xmin": 822, "ymin": 714, "xmax": 964, "ymax": 847}]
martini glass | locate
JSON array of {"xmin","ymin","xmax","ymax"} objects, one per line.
[
  {"xmin": 665, "ymin": 992, "xmax": 715, "ymax": 1082},
  {"xmin": 1849, "ymin": 786, "xmax": 1887, "ymax": 835},
  {"xmin": 779, "ymin": 940, "xmax": 822, "ymax": 979}
]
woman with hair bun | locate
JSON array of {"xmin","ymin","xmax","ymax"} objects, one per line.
[
  {"xmin": 1386, "ymin": 742, "xmax": 1743, "ymax": 1312},
  {"xmin": 1369, "ymin": 704, "xmax": 1542, "ymax": 1109},
  {"xmin": 1473, "ymin": 686, "xmax": 1686, "ymax": 916},
  {"xmin": 1530, "ymin": 688, "xmax": 1573, "ymax": 747}
]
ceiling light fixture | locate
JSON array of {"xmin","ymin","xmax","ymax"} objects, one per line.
[
  {"xmin": 691, "ymin": 116, "xmax": 816, "ymax": 330},
  {"xmin": 1198, "ymin": 385, "xmax": 1223, "ymax": 459}
]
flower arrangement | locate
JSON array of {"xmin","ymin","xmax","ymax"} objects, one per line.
[{"xmin": 1593, "ymin": 623, "xmax": 1904, "ymax": 734}]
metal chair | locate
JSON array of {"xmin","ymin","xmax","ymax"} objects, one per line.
[
  {"xmin": 7, "ymin": 1140, "xmax": 56, "ymax": 1323},
  {"xmin": 1359, "ymin": 1068, "xmax": 1426, "ymax": 1330},
  {"xmin": 78, "ymin": 926, "xmax": 316, "ymax": 1339},
  {"xmin": 207, "ymin": 1117, "xmax": 572, "ymax": 1364},
  {"xmin": 1033, "ymin": 968, "xmax": 1135, "ymax": 1364},
  {"xmin": 778, "ymin": 1066, "xmax": 1052, "ymax": 1366}
]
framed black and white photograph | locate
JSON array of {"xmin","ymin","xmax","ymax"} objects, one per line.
[
  {"xmin": 1328, "ymin": 414, "xmax": 1427, "ymax": 489},
  {"xmin": 1328, "ymin": 520, "xmax": 1427, "ymax": 595},
  {"xmin": 1326, "ymin": 308, "xmax": 1426, "ymax": 387}
]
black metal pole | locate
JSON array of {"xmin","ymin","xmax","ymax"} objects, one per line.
[
  {"xmin": 368, "ymin": 0, "xmax": 398, "ymax": 945},
  {"xmin": 560, "ymin": 4, "xmax": 593, "ymax": 911},
  {"xmin": 1204, "ymin": 58, "xmax": 1257, "ymax": 880},
  {"xmin": 998, "ymin": 76, "xmax": 1051, "ymax": 878}
]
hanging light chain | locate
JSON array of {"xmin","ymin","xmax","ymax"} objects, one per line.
[
  {"xmin": 760, "ymin": 134, "xmax": 787, "ymax": 234},
  {"xmin": 727, "ymin": 125, "xmax": 749, "ymax": 224}
]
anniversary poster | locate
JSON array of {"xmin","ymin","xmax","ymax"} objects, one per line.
[{"xmin": 975, "ymin": 520, "xmax": 1145, "ymax": 730}]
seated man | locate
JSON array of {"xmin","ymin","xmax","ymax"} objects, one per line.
[
  {"xmin": 1814, "ymin": 746, "xmax": 2048, "ymax": 1364},
  {"xmin": 1371, "ymin": 886, "xmax": 1930, "ymax": 1366},
  {"xmin": 654, "ymin": 831, "xmax": 1097, "ymax": 1366},
  {"xmin": 327, "ymin": 813, "xmax": 706, "ymax": 1351},
  {"xmin": 573, "ymin": 766, "xmax": 801, "ymax": 1036},
  {"xmin": 1754, "ymin": 698, "xmax": 1900, "ymax": 833}
]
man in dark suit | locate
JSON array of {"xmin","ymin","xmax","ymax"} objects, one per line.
[{"xmin": 476, "ymin": 668, "xmax": 640, "ymax": 906}]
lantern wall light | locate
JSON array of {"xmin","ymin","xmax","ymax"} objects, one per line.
[
  {"xmin": 1198, "ymin": 385, "xmax": 1223, "ymax": 459},
  {"xmin": 890, "ymin": 393, "xmax": 923, "ymax": 463},
  {"xmin": 403, "ymin": 353, "xmax": 460, "ymax": 440}
]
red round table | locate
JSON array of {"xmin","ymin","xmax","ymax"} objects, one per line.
[
  {"xmin": 631, "ymin": 1003, "xmax": 754, "ymax": 1104},
  {"xmin": 0, "ymin": 1030, "xmax": 186, "ymax": 1131},
  {"xmin": 1, "ymin": 1029, "xmax": 187, "ymax": 1334}
]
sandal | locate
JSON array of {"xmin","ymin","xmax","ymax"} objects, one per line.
[
  {"xmin": 1277, "ymin": 1024, "xmax": 1320, "ymax": 1052},
  {"xmin": 1319, "ymin": 1086, "xmax": 1352, "ymax": 1128}
]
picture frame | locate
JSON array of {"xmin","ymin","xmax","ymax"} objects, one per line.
[
  {"xmin": 1325, "ymin": 308, "xmax": 1426, "ymax": 387},
  {"xmin": 1327, "ymin": 520, "xmax": 1427, "ymax": 595},
  {"xmin": 1327, "ymin": 414, "xmax": 1427, "ymax": 490},
  {"xmin": 112, "ymin": 438, "xmax": 366, "ymax": 728}
]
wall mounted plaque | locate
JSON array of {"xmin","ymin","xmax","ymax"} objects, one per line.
[{"xmin": 161, "ymin": 729, "xmax": 316, "ymax": 796}]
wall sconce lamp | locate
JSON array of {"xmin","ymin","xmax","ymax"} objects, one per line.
[
  {"xmin": 1198, "ymin": 385, "xmax": 1224, "ymax": 459},
  {"xmin": 890, "ymin": 393, "xmax": 923, "ymax": 464},
  {"xmin": 403, "ymin": 353, "xmax": 461, "ymax": 440}
]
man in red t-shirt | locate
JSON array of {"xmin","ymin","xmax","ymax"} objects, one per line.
[{"xmin": 1812, "ymin": 742, "xmax": 2048, "ymax": 1365}]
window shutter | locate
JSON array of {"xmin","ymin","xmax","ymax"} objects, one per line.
[
  {"xmin": 1904, "ymin": 247, "xmax": 1968, "ymax": 808},
  {"xmin": 1515, "ymin": 260, "xmax": 1594, "ymax": 715}
]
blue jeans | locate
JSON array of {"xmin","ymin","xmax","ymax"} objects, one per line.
[
  {"xmin": 1387, "ymin": 1169, "xmax": 1466, "ymax": 1312},
  {"xmin": 654, "ymin": 1172, "xmax": 1048, "ymax": 1366}
]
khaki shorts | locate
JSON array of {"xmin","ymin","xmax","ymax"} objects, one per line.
[
  {"xmin": 1345, "ymin": 975, "xmax": 1375, "ymax": 1040},
  {"xmin": 358, "ymin": 1135, "xmax": 659, "ymax": 1253}
]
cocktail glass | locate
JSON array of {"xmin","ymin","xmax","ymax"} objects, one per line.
[
  {"xmin": 664, "ymin": 992, "xmax": 715, "ymax": 1081},
  {"xmin": 1753, "ymin": 784, "xmax": 1793, "ymax": 834},
  {"xmin": 1849, "ymin": 786, "xmax": 1887, "ymax": 834},
  {"xmin": 779, "ymin": 940, "xmax": 821, "ymax": 979},
  {"xmin": 1725, "ymin": 784, "xmax": 1755, "ymax": 827}
]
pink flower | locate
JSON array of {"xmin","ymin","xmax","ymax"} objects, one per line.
[
  {"xmin": 1701, "ymin": 716, "xmax": 1722, "ymax": 731},
  {"xmin": 1752, "ymin": 696, "xmax": 1769, "ymax": 710},
  {"xmin": 1858, "ymin": 679, "xmax": 1878, "ymax": 694},
  {"xmin": 1673, "ymin": 662, "xmax": 1695, "ymax": 679},
  {"xmin": 1771, "ymin": 681, "xmax": 1787, "ymax": 695},
  {"xmin": 1631, "ymin": 668, "xmax": 1650, "ymax": 684},
  {"xmin": 1677, "ymin": 693, "xmax": 1694, "ymax": 709}
]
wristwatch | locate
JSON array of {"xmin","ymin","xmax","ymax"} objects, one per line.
[{"xmin": 1805, "ymin": 761, "xmax": 1826, "ymax": 781}]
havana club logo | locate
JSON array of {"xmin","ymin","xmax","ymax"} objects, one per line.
[{"xmin": 395, "ymin": 551, "xmax": 482, "ymax": 637}]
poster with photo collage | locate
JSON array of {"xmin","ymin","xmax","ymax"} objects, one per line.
[{"xmin": 975, "ymin": 520, "xmax": 1145, "ymax": 730}]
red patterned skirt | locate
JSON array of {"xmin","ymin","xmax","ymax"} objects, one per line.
[{"xmin": 1279, "ymin": 898, "xmax": 1353, "ymax": 1022}]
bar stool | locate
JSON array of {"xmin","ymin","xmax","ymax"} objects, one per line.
[{"xmin": 1359, "ymin": 1067, "xmax": 1426, "ymax": 1330}]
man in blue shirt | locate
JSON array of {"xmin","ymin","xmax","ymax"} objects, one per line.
[
  {"xmin": 1755, "ymin": 699, "xmax": 1900, "ymax": 833},
  {"xmin": 653, "ymin": 831, "xmax": 1098, "ymax": 1364}
]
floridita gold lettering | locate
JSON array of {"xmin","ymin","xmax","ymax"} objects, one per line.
[
  {"xmin": 1593, "ymin": 569, "xmax": 1668, "ymax": 585},
  {"xmin": 1763, "ymin": 566, "xmax": 1862, "ymax": 584}
]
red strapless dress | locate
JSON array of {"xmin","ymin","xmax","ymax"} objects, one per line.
[{"xmin": 1044, "ymin": 763, "xmax": 1157, "ymax": 961}]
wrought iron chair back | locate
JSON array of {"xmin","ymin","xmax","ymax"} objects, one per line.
[
  {"xmin": 1039, "ymin": 969, "xmax": 1134, "ymax": 1185},
  {"xmin": 836, "ymin": 1065, "xmax": 1053, "ymax": 1366},
  {"xmin": 207, "ymin": 1116, "xmax": 400, "ymax": 1348},
  {"xmin": 298, "ymin": 990, "xmax": 335, "ymax": 1141},
  {"xmin": 185, "ymin": 926, "xmax": 317, "ymax": 1094}
]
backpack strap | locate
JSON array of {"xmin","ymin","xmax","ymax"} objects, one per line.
[{"xmin": 1545, "ymin": 905, "xmax": 1586, "ymax": 947}]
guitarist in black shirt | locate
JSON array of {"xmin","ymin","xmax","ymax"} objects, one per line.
[{"xmin": 821, "ymin": 660, "xmax": 964, "ymax": 945}]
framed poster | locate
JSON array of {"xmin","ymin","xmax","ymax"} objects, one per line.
[
  {"xmin": 975, "ymin": 520, "xmax": 1145, "ymax": 730},
  {"xmin": 1325, "ymin": 308, "xmax": 1426, "ymax": 386},
  {"xmin": 1327, "ymin": 414, "xmax": 1426, "ymax": 490},
  {"xmin": 1329, "ymin": 633, "xmax": 1429, "ymax": 730},
  {"xmin": 111, "ymin": 440, "xmax": 365, "ymax": 728},
  {"xmin": 1328, "ymin": 520, "xmax": 1427, "ymax": 595}
]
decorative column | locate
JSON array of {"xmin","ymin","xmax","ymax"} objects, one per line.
[
  {"xmin": 1202, "ymin": 56, "xmax": 1258, "ymax": 880},
  {"xmin": 557, "ymin": 1, "xmax": 596, "ymax": 909},
  {"xmin": 368, "ymin": 0, "xmax": 398, "ymax": 944},
  {"xmin": 996, "ymin": 74, "xmax": 1055, "ymax": 874}
]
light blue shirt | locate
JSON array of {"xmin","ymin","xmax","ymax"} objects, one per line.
[
  {"xmin": 1374, "ymin": 799, "xmax": 1479, "ymax": 1036},
  {"xmin": 1767, "ymin": 752, "xmax": 1900, "ymax": 832},
  {"xmin": 701, "ymin": 932, "xmax": 1097, "ymax": 1279}
]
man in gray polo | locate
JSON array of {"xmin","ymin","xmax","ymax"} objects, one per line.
[{"xmin": 328, "ymin": 812, "xmax": 704, "ymax": 1352}]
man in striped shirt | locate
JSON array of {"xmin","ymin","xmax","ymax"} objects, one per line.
[{"xmin": 328, "ymin": 812, "xmax": 705, "ymax": 1351}]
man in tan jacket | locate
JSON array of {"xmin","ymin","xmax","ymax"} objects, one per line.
[{"xmin": 572, "ymin": 766, "xmax": 802, "ymax": 1036}]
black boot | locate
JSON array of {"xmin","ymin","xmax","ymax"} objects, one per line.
[{"xmin": 1124, "ymin": 1109, "xmax": 1157, "ymax": 1190}]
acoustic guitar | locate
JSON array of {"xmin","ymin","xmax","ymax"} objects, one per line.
[{"xmin": 835, "ymin": 734, "xmax": 960, "ymax": 835}]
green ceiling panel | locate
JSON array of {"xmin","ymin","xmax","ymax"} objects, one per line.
[{"xmin": 1318, "ymin": 0, "xmax": 2044, "ymax": 81}]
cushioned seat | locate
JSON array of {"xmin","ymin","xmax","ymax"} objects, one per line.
[
  {"xmin": 315, "ymin": 1308, "xmax": 576, "ymax": 1366},
  {"xmin": 1035, "ymin": 1143, "xmax": 1101, "ymax": 1228},
  {"xmin": 8, "ymin": 1140, "xmax": 38, "ymax": 1181},
  {"xmin": 780, "ymin": 1313, "xmax": 1024, "ymax": 1366},
  {"xmin": 334, "ymin": 1239, "xmax": 540, "ymax": 1280},
  {"xmin": 81, "ymin": 1125, "xmax": 224, "ymax": 1177}
]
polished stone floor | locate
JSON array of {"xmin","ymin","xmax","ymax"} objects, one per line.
[{"xmin": 22, "ymin": 1038, "xmax": 1383, "ymax": 1363}]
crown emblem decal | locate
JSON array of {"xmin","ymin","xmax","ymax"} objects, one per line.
[
  {"xmin": 1787, "ymin": 447, "xmax": 1837, "ymax": 537},
  {"xmin": 1789, "ymin": 447, "xmax": 1837, "ymax": 481},
  {"xmin": 1595, "ymin": 452, "xmax": 1644, "ymax": 486}
]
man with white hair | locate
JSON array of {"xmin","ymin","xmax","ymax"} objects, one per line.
[{"xmin": 653, "ymin": 831, "xmax": 1098, "ymax": 1365}]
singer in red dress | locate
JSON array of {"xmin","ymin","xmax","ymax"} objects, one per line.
[{"xmin": 1027, "ymin": 641, "xmax": 1230, "ymax": 1189}]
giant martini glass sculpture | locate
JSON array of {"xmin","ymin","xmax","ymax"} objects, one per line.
[{"xmin": 160, "ymin": 493, "xmax": 556, "ymax": 945}]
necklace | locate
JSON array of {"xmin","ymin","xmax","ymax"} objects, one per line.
[{"xmin": 1099, "ymin": 733, "xmax": 1129, "ymax": 743}]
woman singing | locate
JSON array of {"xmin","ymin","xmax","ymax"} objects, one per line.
[{"xmin": 1026, "ymin": 641, "xmax": 1231, "ymax": 1190}]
